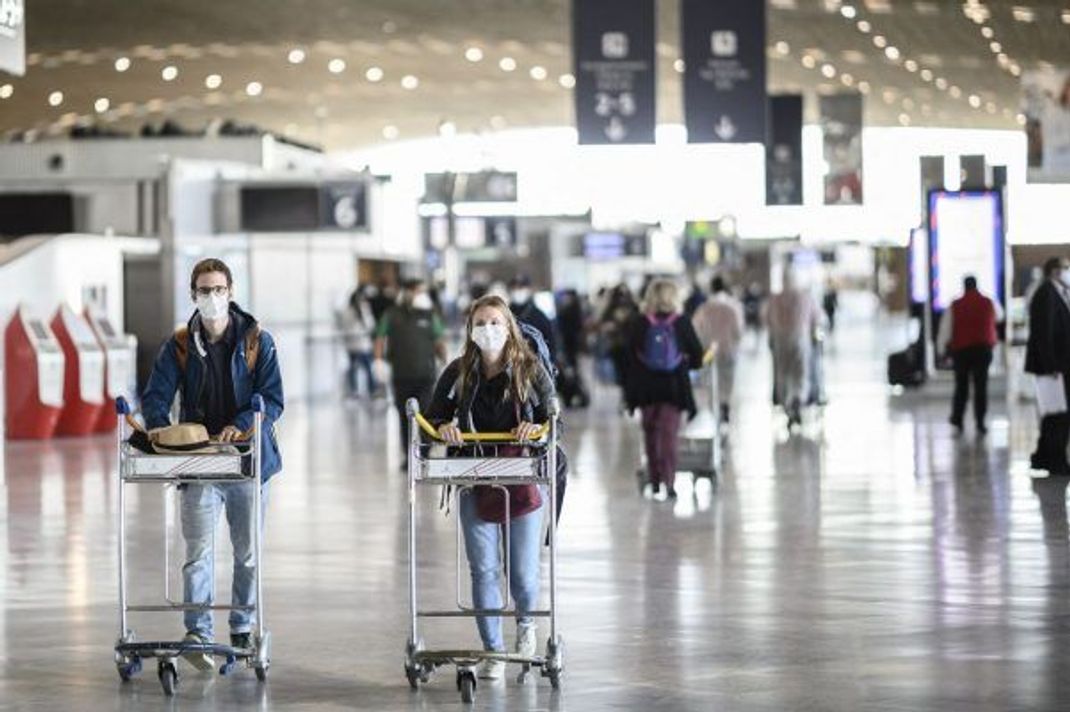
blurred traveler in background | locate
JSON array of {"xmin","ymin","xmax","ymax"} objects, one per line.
[
  {"xmin": 368, "ymin": 282, "xmax": 395, "ymax": 325},
  {"xmin": 336, "ymin": 285, "xmax": 379, "ymax": 398},
  {"xmin": 683, "ymin": 281, "xmax": 707, "ymax": 319},
  {"xmin": 766, "ymin": 269, "xmax": 824, "ymax": 429},
  {"xmin": 597, "ymin": 284, "xmax": 639, "ymax": 389},
  {"xmin": 822, "ymin": 279, "xmax": 840, "ymax": 334},
  {"xmin": 509, "ymin": 275, "xmax": 557, "ymax": 362},
  {"xmin": 556, "ymin": 289, "xmax": 590, "ymax": 408},
  {"xmin": 1026, "ymin": 257, "xmax": 1070, "ymax": 475},
  {"xmin": 691, "ymin": 276, "xmax": 744, "ymax": 424},
  {"xmin": 938, "ymin": 275, "xmax": 1000, "ymax": 436},
  {"xmin": 375, "ymin": 279, "xmax": 448, "ymax": 468},
  {"xmin": 624, "ymin": 279, "xmax": 704, "ymax": 499}
]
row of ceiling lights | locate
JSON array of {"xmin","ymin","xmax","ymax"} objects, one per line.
[
  {"xmin": 0, "ymin": 43, "xmax": 577, "ymax": 112},
  {"xmin": 962, "ymin": 1, "xmax": 1024, "ymax": 80}
]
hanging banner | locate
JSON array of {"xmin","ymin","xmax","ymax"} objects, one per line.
[
  {"xmin": 820, "ymin": 94, "xmax": 864, "ymax": 205},
  {"xmin": 681, "ymin": 0, "xmax": 767, "ymax": 144},
  {"xmin": 572, "ymin": 0, "xmax": 656, "ymax": 145},
  {"xmin": 766, "ymin": 95, "xmax": 803, "ymax": 205},
  {"xmin": 960, "ymin": 155, "xmax": 986, "ymax": 189},
  {"xmin": 0, "ymin": 0, "xmax": 26, "ymax": 76},
  {"xmin": 1022, "ymin": 68, "xmax": 1070, "ymax": 183}
]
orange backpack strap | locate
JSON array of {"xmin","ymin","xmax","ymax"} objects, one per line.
[
  {"xmin": 244, "ymin": 324, "xmax": 261, "ymax": 374},
  {"xmin": 173, "ymin": 327, "xmax": 189, "ymax": 372}
]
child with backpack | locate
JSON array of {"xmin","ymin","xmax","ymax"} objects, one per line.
[{"xmin": 623, "ymin": 279, "xmax": 704, "ymax": 499}]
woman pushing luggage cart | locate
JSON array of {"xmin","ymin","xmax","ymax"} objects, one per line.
[
  {"xmin": 404, "ymin": 295, "xmax": 566, "ymax": 705},
  {"xmin": 112, "ymin": 395, "xmax": 271, "ymax": 696}
]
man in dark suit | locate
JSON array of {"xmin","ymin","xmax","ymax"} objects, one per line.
[{"xmin": 1026, "ymin": 257, "xmax": 1070, "ymax": 476}]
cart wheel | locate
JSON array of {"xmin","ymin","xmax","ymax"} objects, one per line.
[
  {"xmin": 548, "ymin": 668, "xmax": 562, "ymax": 690},
  {"xmin": 117, "ymin": 656, "xmax": 142, "ymax": 682},
  {"xmin": 458, "ymin": 672, "xmax": 476, "ymax": 704},
  {"xmin": 219, "ymin": 655, "xmax": 239, "ymax": 677},
  {"xmin": 516, "ymin": 663, "xmax": 530, "ymax": 685},
  {"xmin": 255, "ymin": 664, "xmax": 269, "ymax": 682},
  {"xmin": 545, "ymin": 636, "xmax": 565, "ymax": 690},
  {"xmin": 405, "ymin": 663, "xmax": 420, "ymax": 689},
  {"xmin": 158, "ymin": 662, "xmax": 178, "ymax": 696}
]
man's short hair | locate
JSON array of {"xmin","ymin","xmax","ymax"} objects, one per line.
[
  {"xmin": 190, "ymin": 258, "xmax": 233, "ymax": 292},
  {"xmin": 1043, "ymin": 257, "xmax": 1065, "ymax": 277},
  {"xmin": 401, "ymin": 278, "xmax": 424, "ymax": 292},
  {"xmin": 710, "ymin": 276, "xmax": 727, "ymax": 294},
  {"xmin": 963, "ymin": 275, "xmax": 978, "ymax": 290}
]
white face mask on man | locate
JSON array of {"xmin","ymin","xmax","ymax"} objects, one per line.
[
  {"xmin": 412, "ymin": 293, "xmax": 433, "ymax": 311},
  {"xmin": 471, "ymin": 324, "xmax": 508, "ymax": 355},
  {"xmin": 196, "ymin": 293, "xmax": 230, "ymax": 320},
  {"xmin": 1060, "ymin": 270, "xmax": 1070, "ymax": 289}
]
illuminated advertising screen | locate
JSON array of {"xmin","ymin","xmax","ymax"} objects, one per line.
[
  {"xmin": 927, "ymin": 190, "xmax": 1005, "ymax": 312},
  {"xmin": 909, "ymin": 228, "xmax": 928, "ymax": 305}
]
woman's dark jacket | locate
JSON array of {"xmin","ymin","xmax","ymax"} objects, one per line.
[{"xmin": 623, "ymin": 312, "xmax": 705, "ymax": 418}]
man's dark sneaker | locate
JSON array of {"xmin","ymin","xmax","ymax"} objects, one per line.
[
  {"xmin": 666, "ymin": 487, "xmax": 678, "ymax": 500},
  {"xmin": 230, "ymin": 632, "xmax": 252, "ymax": 651}
]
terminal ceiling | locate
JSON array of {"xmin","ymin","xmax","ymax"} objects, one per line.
[{"xmin": 2, "ymin": 0, "xmax": 1068, "ymax": 149}]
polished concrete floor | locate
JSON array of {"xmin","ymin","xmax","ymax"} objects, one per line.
[{"xmin": 2, "ymin": 308, "xmax": 1069, "ymax": 711}]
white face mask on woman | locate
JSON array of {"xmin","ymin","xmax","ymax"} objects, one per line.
[
  {"xmin": 196, "ymin": 293, "xmax": 230, "ymax": 321},
  {"xmin": 1060, "ymin": 270, "xmax": 1070, "ymax": 289},
  {"xmin": 471, "ymin": 324, "xmax": 508, "ymax": 355}
]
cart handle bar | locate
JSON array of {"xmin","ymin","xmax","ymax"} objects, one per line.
[
  {"xmin": 115, "ymin": 395, "xmax": 261, "ymax": 443},
  {"xmin": 413, "ymin": 411, "xmax": 549, "ymax": 443}
]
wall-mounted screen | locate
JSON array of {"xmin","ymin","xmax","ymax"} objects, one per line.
[
  {"xmin": 928, "ymin": 190, "xmax": 1005, "ymax": 312},
  {"xmin": 0, "ymin": 193, "xmax": 75, "ymax": 239},
  {"xmin": 240, "ymin": 186, "xmax": 320, "ymax": 232},
  {"xmin": 584, "ymin": 232, "xmax": 625, "ymax": 261}
]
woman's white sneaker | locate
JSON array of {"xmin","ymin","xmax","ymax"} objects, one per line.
[
  {"xmin": 515, "ymin": 624, "xmax": 538, "ymax": 658},
  {"xmin": 476, "ymin": 658, "xmax": 505, "ymax": 680}
]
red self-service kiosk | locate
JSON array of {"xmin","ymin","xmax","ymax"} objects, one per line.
[
  {"xmin": 84, "ymin": 309, "xmax": 136, "ymax": 433},
  {"xmin": 51, "ymin": 304, "xmax": 106, "ymax": 436},
  {"xmin": 4, "ymin": 307, "xmax": 66, "ymax": 439}
]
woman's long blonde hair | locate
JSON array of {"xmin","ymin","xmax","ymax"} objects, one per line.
[
  {"xmin": 642, "ymin": 279, "xmax": 680, "ymax": 315},
  {"xmin": 456, "ymin": 295, "xmax": 540, "ymax": 406}
]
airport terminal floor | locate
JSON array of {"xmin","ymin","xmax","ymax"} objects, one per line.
[{"xmin": 2, "ymin": 308, "xmax": 1068, "ymax": 712}]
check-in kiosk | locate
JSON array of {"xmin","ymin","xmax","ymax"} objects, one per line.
[
  {"xmin": 51, "ymin": 305, "xmax": 106, "ymax": 436},
  {"xmin": 84, "ymin": 309, "xmax": 136, "ymax": 433},
  {"xmin": 4, "ymin": 307, "xmax": 66, "ymax": 440}
]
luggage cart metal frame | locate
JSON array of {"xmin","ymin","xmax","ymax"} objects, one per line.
[
  {"xmin": 403, "ymin": 397, "xmax": 563, "ymax": 705},
  {"xmin": 112, "ymin": 395, "xmax": 271, "ymax": 696}
]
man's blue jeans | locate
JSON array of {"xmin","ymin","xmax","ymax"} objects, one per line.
[
  {"xmin": 458, "ymin": 488, "xmax": 545, "ymax": 652},
  {"xmin": 181, "ymin": 480, "xmax": 268, "ymax": 639}
]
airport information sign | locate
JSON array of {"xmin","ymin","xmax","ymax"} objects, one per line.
[
  {"xmin": 766, "ymin": 94, "xmax": 803, "ymax": 205},
  {"xmin": 0, "ymin": 0, "xmax": 25, "ymax": 76},
  {"xmin": 681, "ymin": 0, "xmax": 767, "ymax": 144},
  {"xmin": 572, "ymin": 0, "xmax": 656, "ymax": 145}
]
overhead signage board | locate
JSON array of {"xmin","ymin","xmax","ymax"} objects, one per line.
[
  {"xmin": 681, "ymin": 0, "xmax": 767, "ymax": 144},
  {"xmin": 573, "ymin": 0, "xmax": 657, "ymax": 144},
  {"xmin": 423, "ymin": 172, "xmax": 519, "ymax": 203},
  {"xmin": 0, "ymin": 0, "xmax": 25, "ymax": 76},
  {"xmin": 820, "ymin": 93, "xmax": 864, "ymax": 205},
  {"xmin": 766, "ymin": 95, "xmax": 804, "ymax": 205}
]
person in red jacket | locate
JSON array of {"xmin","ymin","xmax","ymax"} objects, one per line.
[{"xmin": 937, "ymin": 276, "xmax": 1001, "ymax": 435}]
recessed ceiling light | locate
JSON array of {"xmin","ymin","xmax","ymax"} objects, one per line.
[
  {"xmin": 884, "ymin": 46, "xmax": 900, "ymax": 61},
  {"xmin": 1012, "ymin": 6, "xmax": 1036, "ymax": 22},
  {"xmin": 48, "ymin": 91, "xmax": 64, "ymax": 107},
  {"xmin": 904, "ymin": 59, "xmax": 918, "ymax": 72},
  {"xmin": 114, "ymin": 57, "xmax": 131, "ymax": 72},
  {"xmin": 162, "ymin": 65, "xmax": 178, "ymax": 81},
  {"xmin": 365, "ymin": 66, "xmax": 384, "ymax": 82},
  {"xmin": 438, "ymin": 120, "xmax": 457, "ymax": 137},
  {"xmin": 840, "ymin": 72, "xmax": 854, "ymax": 85},
  {"xmin": 382, "ymin": 125, "xmax": 399, "ymax": 140},
  {"xmin": 981, "ymin": 26, "xmax": 995, "ymax": 39},
  {"xmin": 328, "ymin": 58, "xmax": 346, "ymax": 74},
  {"xmin": 205, "ymin": 73, "xmax": 222, "ymax": 89},
  {"xmin": 840, "ymin": 5, "xmax": 857, "ymax": 19},
  {"xmin": 989, "ymin": 41, "xmax": 1001, "ymax": 53},
  {"xmin": 673, "ymin": 58, "xmax": 686, "ymax": 73},
  {"xmin": 949, "ymin": 85, "xmax": 962, "ymax": 98},
  {"xmin": 558, "ymin": 73, "xmax": 576, "ymax": 88},
  {"xmin": 1017, "ymin": 112, "xmax": 1028, "ymax": 125},
  {"xmin": 898, "ymin": 113, "xmax": 911, "ymax": 126},
  {"xmin": 401, "ymin": 74, "xmax": 419, "ymax": 89},
  {"xmin": 490, "ymin": 115, "xmax": 508, "ymax": 130},
  {"xmin": 1009, "ymin": 64, "xmax": 1022, "ymax": 77},
  {"xmin": 821, "ymin": 63, "xmax": 837, "ymax": 78},
  {"xmin": 0, "ymin": 84, "xmax": 12, "ymax": 99},
  {"xmin": 465, "ymin": 47, "xmax": 484, "ymax": 62},
  {"xmin": 94, "ymin": 97, "xmax": 110, "ymax": 113},
  {"xmin": 288, "ymin": 48, "xmax": 306, "ymax": 64},
  {"xmin": 801, "ymin": 55, "xmax": 817, "ymax": 69},
  {"xmin": 920, "ymin": 68, "xmax": 933, "ymax": 81},
  {"xmin": 873, "ymin": 35, "xmax": 887, "ymax": 48},
  {"xmin": 857, "ymin": 80, "xmax": 871, "ymax": 94},
  {"xmin": 1062, "ymin": 9, "xmax": 1070, "ymax": 24},
  {"xmin": 856, "ymin": 19, "xmax": 871, "ymax": 32},
  {"xmin": 968, "ymin": 94, "xmax": 982, "ymax": 108},
  {"xmin": 775, "ymin": 41, "xmax": 790, "ymax": 55},
  {"xmin": 246, "ymin": 81, "xmax": 263, "ymax": 97},
  {"xmin": 935, "ymin": 77, "xmax": 948, "ymax": 90},
  {"xmin": 529, "ymin": 65, "xmax": 548, "ymax": 80},
  {"xmin": 499, "ymin": 57, "xmax": 517, "ymax": 72}
]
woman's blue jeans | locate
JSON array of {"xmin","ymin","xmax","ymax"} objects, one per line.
[{"xmin": 458, "ymin": 488, "xmax": 545, "ymax": 652}]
